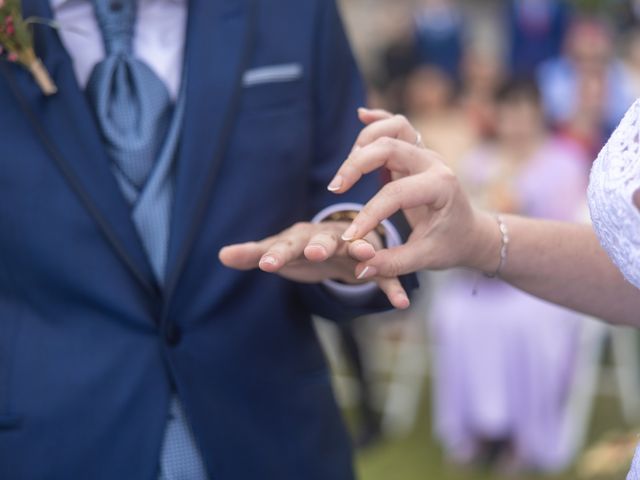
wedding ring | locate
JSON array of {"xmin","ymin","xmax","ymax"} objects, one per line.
[{"xmin": 414, "ymin": 130, "xmax": 424, "ymax": 148}]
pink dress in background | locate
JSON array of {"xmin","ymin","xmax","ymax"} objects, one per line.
[{"xmin": 430, "ymin": 137, "xmax": 589, "ymax": 471}]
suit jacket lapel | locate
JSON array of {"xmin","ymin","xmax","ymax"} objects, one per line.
[
  {"xmin": 1, "ymin": 0, "xmax": 159, "ymax": 296},
  {"xmin": 164, "ymin": 0, "xmax": 257, "ymax": 302}
]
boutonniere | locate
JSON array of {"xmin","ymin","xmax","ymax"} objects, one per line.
[{"xmin": 0, "ymin": 0, "xmax": 57, "ymax": 95}]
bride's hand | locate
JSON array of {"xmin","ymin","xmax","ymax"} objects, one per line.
[{"xmin": 328, "ymin": 108, "xmax": 501, "ymax": 282}]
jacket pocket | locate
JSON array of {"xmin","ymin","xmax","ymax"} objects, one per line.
[
  {"xmin": 239, "ymin": 64, "xmax": 307, "ymax": 113},
  {"xmin": 0, "ymin": 414, "xmax": 21, "ymax": 429},
  {"xmin": 242, "ymin": 63, "xmax": 303, "ymax": 87}
]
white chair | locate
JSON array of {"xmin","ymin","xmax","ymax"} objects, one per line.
[
  {"xmin": 558, "ymin": 319, "xmax": 640, "ymax": 464},
  {"xmin": 315, "ymin": 272, "xmax": 432, "ymax": 438}
]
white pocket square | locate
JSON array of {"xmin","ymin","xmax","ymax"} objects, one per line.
[{"xmin": 242, "ymin": 64, "xmax": 303, "ymax": 87}]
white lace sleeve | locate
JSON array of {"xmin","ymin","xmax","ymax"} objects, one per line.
[
  {"xmin": 588, "ymin": 99, "xmax": 640, "ymax": 290},
  {"xmin": 628, "ymin": 444, "xmax": 640, "ymax": 479}
]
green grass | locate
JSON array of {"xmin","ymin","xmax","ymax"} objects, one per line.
[{"xmin": 354, "ymin": 384, "xmax": 630, "ymax": 480}]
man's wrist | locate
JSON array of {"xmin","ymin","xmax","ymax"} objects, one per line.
[
  {"xmin": 311, "ymin": 202, "xmax": 402, "ymax": 248},
  {"xmin": 312, "ymin": 202, "xmax": 402, "ymax": 301},
  {"xmin": 323, "ymin": 210, "xmax": 386, "ymax": 243}
]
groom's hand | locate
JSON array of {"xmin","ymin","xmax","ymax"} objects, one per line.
[{"xmin": 219, "ymin": 221, "xmax": 410, "ymax": 309}]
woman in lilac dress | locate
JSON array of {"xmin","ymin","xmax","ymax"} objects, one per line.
[{"xmin": 430, "ymin": 80, "xmax": 589, "ymax": 472}]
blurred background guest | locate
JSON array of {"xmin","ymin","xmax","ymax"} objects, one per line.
[
  {"xmin": 617, "ymin": 0, "xmax": 640, "ymax": 31},
  {"xmin": 413, "ymin": 0, "xmax": 464, "ymax": 81},
  {"xmin": 405, "ymin": 65, "xmax": 478, "ymax": 170},
  {"xmin": 336, "ymin": 322, "xmax": 383, "ymax": 449},
  {"xmin": 537, "ymin": 17, "xmax": 635, "ymax": 156},
  {"xmin": 621, "ymin": 27, "xmax": 640, "ymax": 99},
  {"xmin": 369, "ymin": 32, "xmax": 418, "ymax": 113},
  {"xmin": 458, "ymin": 48, "xmax": 505, "ymax": 140},
  {"xmin": 506, "ymin": 0, "xmax": 571, "ymax": 76},
  {"xmin": 429, "ymin": 79, "xmax": 589, "ymax": 473}
]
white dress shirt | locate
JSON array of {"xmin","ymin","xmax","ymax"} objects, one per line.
[
  {"xmin": 51, "ymin": 0, "xmax": 398, "ymax": 300},
  {"xmin": 53, "ymin": 0, "xmax": 187, "ymax": 99}
]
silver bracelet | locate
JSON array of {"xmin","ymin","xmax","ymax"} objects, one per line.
[{"xmin": 484, "ymin": 214, "xmax": 509, "ymax": 279}]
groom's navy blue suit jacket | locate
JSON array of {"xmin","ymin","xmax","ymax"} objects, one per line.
[{"xmin": 0, "ymin": 0, "xmax": 415, "ymax": 479}]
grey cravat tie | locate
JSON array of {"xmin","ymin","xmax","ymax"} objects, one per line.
[
  {"xmin": 86, "ymin": 0, "xmax": 174, "ymax": 280},
  {"xmin": 86, "ymin": 1, "xmax": 208, "ymax": 478}
]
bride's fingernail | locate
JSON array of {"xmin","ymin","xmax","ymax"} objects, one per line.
[
  {"xmin": 356, "ymin": 265, "xmax": 377, "ymax": 280},
  {"xmin": 341, "ymin": 224, "xmax": 358, "ymax": 241},
  {"xmin": 396, "ymin": 293, "xmax": 410, "ymax": 309},
  {"xmin": 327, "ymin": 175, "xmax": 343, "ymax": 192}
]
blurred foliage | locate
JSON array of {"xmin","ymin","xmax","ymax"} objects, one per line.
[
  {"xmin": 568, "ymin": 0, "xmax": 626, "ymax": 15},
  {"xmin": 568, "ymin": 0, "xmax": 608, "ymax": 11}
]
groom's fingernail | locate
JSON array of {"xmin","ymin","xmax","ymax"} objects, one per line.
[
  {"xmin": 396, "ymin": 292, "xmax": 410, "ymax": 309},
  {"xmin": 305, "ymin": 244, "xmax": 328, "ymax": 258},
  {"xmin": 356, "ymin": 266, "xmax": 377, "ymax": 280},
  {"xmin": 341, "ymin": 224, "xmax": 358, "ymax": 241},
  {"xmin": 327, "ymin": 175, "xmax": 343, "ymax": 192},
  {"xmin": 260, "ymin": 255, "xmax": 277, "ymax": 266}
]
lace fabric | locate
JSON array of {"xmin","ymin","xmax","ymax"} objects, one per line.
[
  {"xmin": 588, "ymin": 98, "xmax": 640, "ymax": 290},
  {"xmin": 588, "ymin": 99, "xmax": 640, "ymax": 478},
  {"xmin": 629, "ymin": 444, "xmax": 640, "ymax": 480}
]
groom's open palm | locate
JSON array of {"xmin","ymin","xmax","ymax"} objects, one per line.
[{"xmin": 219, "ymin": 220, "xmax": 410, "ymax": 309}]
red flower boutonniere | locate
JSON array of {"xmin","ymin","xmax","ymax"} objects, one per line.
[{"xmin": 0, "ymin": 0, "xmax": 57, "ymax": 95}]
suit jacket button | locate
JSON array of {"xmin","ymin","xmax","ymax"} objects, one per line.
[{"xmin": 165, "ymin": 325, "xmax": 181, "ymax": 346}]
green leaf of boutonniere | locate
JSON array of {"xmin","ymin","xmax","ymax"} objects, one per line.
[{"xmin": 0, "ymin": 0, "xmax": 57, "ymax": 95}]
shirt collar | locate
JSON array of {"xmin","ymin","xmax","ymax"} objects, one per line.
[
  {"xmin": 50, "ymin": 0, "xmax": 185, "ymax": 12},
  {"xmin": 50, "ymin": 0, "xmax": 78, "ymax": 10}
]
